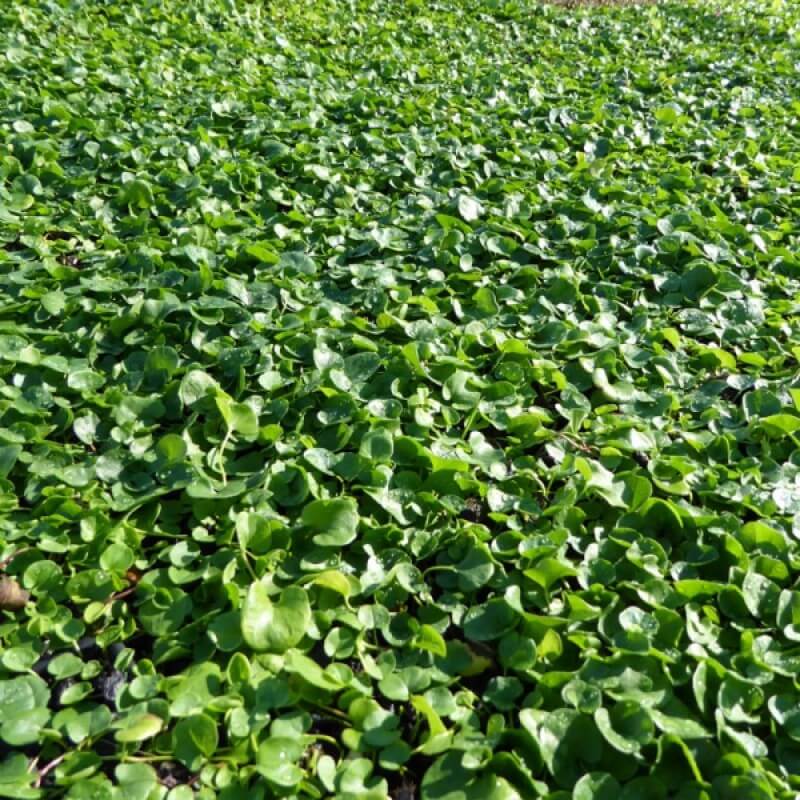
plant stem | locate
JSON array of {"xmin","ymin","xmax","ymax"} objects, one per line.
[
  {"xmin": 218, "ymin": 429, "xmax": 232, "ymax": 485},
  {"xmin": 35, "ymin": 753, "xmax": 67, "ymax": 787}
]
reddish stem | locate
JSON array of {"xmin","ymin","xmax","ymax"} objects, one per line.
[{"xmin": 35, "ymin": 753, "xmax": 67, "ymax": 787}]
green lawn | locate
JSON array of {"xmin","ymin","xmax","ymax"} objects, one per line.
[{"xmin": 1, "ymin": 0, "xmax": 800, "ymax": 797}]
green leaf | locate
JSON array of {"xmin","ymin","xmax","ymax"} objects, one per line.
[
  {"xmin": 179, "ymin": 370, "xmax": 219, "ymax": 406},
  {"xmin": 216, "ymin": 395, "xmax": 259, "ymax": 441},
  {"xmin": 241, "ymin": 583, "xmax": 311, "ymax": 653},
  {"xmin": 458, "ymin": 195, "xmax": 484, "ymax": 223},
  {"xmin": 463, "ymin": 598, "xmax": 518, "ymax": 642},
  {"xmin": 759, "ymin": 414, "xmax": 800, "ymax": 438},
  {"xmin": 0, "ymin": 753, "xmax": 41, "ymax": 799},
  {"xmin": 740, "ymin": 521, "xmax": 788, "ymax": 554},
  {"xmin": 302, "ymin": 496, "xmax": 360, "ymax": 547},
  {"xmin": 413, "ymin": 624, "xmax": 447, "ymax": 658},
  {"xmin": 173, "ymin": 714, "xmax": 219, "ymax": 769},
  {"xmin": 113, "ymin": 764, "xmax": 159, "ymax": 800},
  {"xmin": 359, "ymin": 429, "xmax": 394, "ymax": 463},
  {"xmin": 525, "ymin": 557, "xmax": 577, "ymax": 592},
  {"xmin": 114, "ymin": 714, "xmax": 164, "ymax": 743},
  {"xmin": 594, "ymin": 702, "xmax": 654, "ymax": 754},
  {"xmin": 574, "ymin": 772, "xmax": 622, "ymax": 800},
  {"xmin": 592, "ymin": 369, "xmax": 646, "ymax": 404},
  {"xmin": 305, "ymin": 569, "xmax": 354, "ymax": 600},
  {"xmin": 256, "ymin": 737, "xmax": 305, "ymax": 788},
  {"xmin": 649, "ymin": 708, "xmax": 710, "ymax": 740}
]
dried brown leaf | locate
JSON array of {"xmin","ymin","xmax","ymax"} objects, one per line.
[{"xmin": 0, "ymin": 577, "xmax": 30, "ymax": 611}]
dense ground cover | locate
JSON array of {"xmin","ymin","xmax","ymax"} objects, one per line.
[{"xmin": 1, "ymin": 0, "xmax": 800, "ymax": 796}]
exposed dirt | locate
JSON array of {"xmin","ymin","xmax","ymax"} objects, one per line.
[{"xmin": 461, "ymin": 496, "xmax": 488, "ymax": 525}]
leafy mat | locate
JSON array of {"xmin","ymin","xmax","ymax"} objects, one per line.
[{"xmin": 1, "ymin": 0, "xmax": 800, "ymax": 797}]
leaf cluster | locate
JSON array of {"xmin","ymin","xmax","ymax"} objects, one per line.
[{"xmin": 1, "ymin": 0, "xmax": 799, "ymax": 797}]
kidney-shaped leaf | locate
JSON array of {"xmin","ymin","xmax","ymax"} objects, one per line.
[
  {"xmin": 302, "ymin": 496, "xmax": 360, "ymax": 547},
  {"xmin": 241, "ymin": 583, "xmax": 311, "ymax": 653}
]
